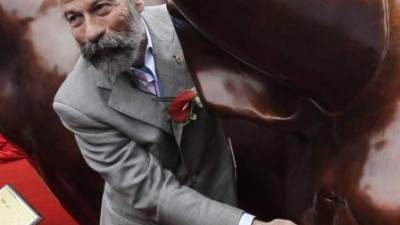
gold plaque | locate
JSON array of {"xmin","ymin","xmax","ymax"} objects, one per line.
[{"xmin": 0, "ymin": 185, "xmax": 42, "ymax": 225}]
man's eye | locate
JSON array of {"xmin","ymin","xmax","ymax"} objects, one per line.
[
  {"xmin": 67, "ymin": 15, "xmax": 82, "ymax": 27},
  {"xmin": 68, "ymin": 15, "xmax": 76, "ymax": 23},
  {"xmin": 95, "ymin": 4, "xmax": 111, "ymax": 15}
]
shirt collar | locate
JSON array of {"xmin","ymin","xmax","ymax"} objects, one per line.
[{"xmin": 142, "ymin": 17, "xmax": 155, "ymax": 74}]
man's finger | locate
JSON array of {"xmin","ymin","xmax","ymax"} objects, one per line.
[{"xmin": 269, "ymin": 219, "xmax": 297, "ymax": 225}]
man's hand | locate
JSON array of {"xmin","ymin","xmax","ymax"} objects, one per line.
[{"xmin": 252, "ymin": 219, "xmax": 297, "ymax": 225}]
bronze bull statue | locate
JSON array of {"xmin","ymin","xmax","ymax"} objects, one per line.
[{"xmin": 0, "ymin": 0, "xmax": 399, "ymax": 225}]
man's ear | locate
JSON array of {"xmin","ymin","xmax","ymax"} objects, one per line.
[{"xmin": 135, "ymin": 0, "xmax": 144, "ymax": 13}]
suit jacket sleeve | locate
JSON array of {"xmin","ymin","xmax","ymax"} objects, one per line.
[{"xmin": 53, "ymin": 101, "xmax": 244, "ymax": 225}]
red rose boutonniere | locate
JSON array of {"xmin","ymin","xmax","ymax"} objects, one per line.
[{"xmin": 153, "ymin": 88, "xmax": 203, "ymax": 124}]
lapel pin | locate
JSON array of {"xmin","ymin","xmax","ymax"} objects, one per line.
[{"xmin": 174, "ymin": 54, "xmax": 185, "ymax": 65}]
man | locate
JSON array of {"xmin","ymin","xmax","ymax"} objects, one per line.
[{"xmin": 54, "ymin": 0, "xmax": 296, "ymax": 225}]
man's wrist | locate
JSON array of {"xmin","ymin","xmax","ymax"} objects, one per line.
[{"xmin": 239, "ymin": 213, "xmax": 255, "ymax": 225}]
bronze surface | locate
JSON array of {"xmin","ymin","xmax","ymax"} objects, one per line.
[{"xmin": 169, "ymin": 0, "xmax": 400, "ymax": 224}]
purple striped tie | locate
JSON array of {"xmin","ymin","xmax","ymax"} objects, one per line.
[{"xmin": 129, "ymin": 66, "xmax": 158, "ymax": 96}]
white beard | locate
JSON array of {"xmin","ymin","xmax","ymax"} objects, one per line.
[{"xmin": 81, "ymin": 4, "xmax": 146, "ymax": 76}]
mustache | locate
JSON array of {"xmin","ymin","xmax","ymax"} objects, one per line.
[{"xmin": 80, "ymin": 31, "xmax": 134, "ymax": 59}]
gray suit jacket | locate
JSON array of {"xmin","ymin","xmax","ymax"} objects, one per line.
[{"xmin": 53, "ymin": 5, "xmax": 243, "ymax": 225}]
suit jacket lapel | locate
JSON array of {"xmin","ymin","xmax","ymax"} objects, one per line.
[
  {"xmin": 142, "ymin": 11, "xmax": 193, "ymax": 145},
  {"xmin": 143, "ymin": 11, "xmax": 193, "ymax": 98},
  {"xmin": 108, "ymin": 71, "xmax": 172, "ymax": 133},
  {"xmin": 93, "ymin": 8, "xmax": 193, "ymax": 138}
]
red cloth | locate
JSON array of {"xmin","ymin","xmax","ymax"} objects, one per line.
[
  {"xmin": 0, "ymin": 152, "xmax": 79, "ymax": 225},
  {"xmin": 0, "ymin": 134, "xmax": 25, "ymax": 163},
  {"xmin": 0, "ymin": 160, "xmax": 79, "ymax": 225}
]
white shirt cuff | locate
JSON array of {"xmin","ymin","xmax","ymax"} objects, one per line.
[{"xmin": 239, "ymin": 213, "xmax": 255, "ymax": 225}]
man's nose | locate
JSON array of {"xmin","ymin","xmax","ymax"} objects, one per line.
[{"xmin": 85, "ymin": 23, "xmax": 105, "ymax": 43}]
